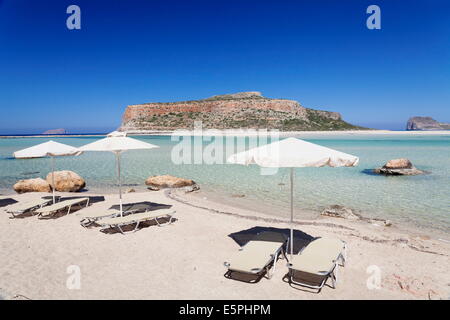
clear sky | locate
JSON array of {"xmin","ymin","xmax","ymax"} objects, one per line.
[{"xmin": 0, "ymin": 0, "xmax": 449, "ymax": 133}]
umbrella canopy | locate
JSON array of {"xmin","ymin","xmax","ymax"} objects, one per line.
[
  {"xmin": 227, "ymin": 137, "xmax": 359, "ymax": 258},
  {"xmin": 228, "ymin": 137, "xmax": 359, "ymax": 168},
  {"xmin": 13, "ymin": 140, "xmax": 80, "ymax": 159},
  {"xmin": 77, "ymin": 131, "xmax": 159, "ymax": 215},
  {"xmin": 77, "ymin": 131, "xmax": 157, "ymax": 153},
  {"xmin": 13, "ymin": 141, "xmax": 81, "ymax": 203}
]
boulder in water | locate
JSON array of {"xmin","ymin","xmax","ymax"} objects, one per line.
[
  {"xmin": 46, "ymin": 170, "xmax": 86, "ymax": 192},
  {"xmin": 145, "ymin": 175, "xmax": 197, "ymax": 189},
  {"xmin": 374, "ymin": 158, "xmax": 425, "ymax": 175},
  {"xmin": 13, "ymin": 178, "xmax": 51, "ymax": 194}
]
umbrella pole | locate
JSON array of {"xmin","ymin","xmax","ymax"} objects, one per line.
[
  {"xmin": 116, "ymin": 152, "xmax": 123, "ymax": 216},
  {"xmin": 52, "ymin": 156, "xmax": 56, "ymax": 204},
  {"xmin": 290, "ymin": 167, "xmax": 294, "ymax": 259}
]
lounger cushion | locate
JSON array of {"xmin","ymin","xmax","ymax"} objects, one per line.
[
  {"xmin": 97, "ymin": 209, "xmax": 174, "ymax": 226},
  {"xmin": 303, "ymin": 238, "xmax": 345, "ymax": 259},
  {"xmin": 81, "ymin": 208, "xmax": 120, "ymax": 220},
  {"xmin": 290, "ymin": 252, "xmax": 335, "ymax": 274},
  {"xmin": 35, "ymin": 198, "xmax": 89, "ymax": 214},
  {"xmin": 227, "ymin": 240, "xmax": 284, "ymax": 274},
  {"xmin": 290, "ymin": 238, "xmax": 344, "ymax": 274}
]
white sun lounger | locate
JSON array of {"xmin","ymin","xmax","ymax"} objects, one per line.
[
  {"xmin": 96, "ymin": 209, "xmax": 176, "ymax": 234},
  {"xmin": 287, "ymin": 237, "xmax": 346, "ymax": 292},
  {"xmin": 6, "ymin": 198, "xmax": 53, "ymax": 218},
  {"xmin": 224, "ymin": 239, "xmax": 286, "ymax": 282},
  {"xmin": 35, "ymin": 197, "xmax": 90, "ymax": 219},
  {"xmin": 79, "ymin": 208, "xmax": 125, "ymax": 228}
]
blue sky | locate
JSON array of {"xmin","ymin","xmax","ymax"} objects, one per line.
[{"xmin": 0, "ymin": 0, "xmax": 449, "ymax": 133}]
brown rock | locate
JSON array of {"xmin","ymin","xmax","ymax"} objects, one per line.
[
  {"xmin": 145, "ymin": 175, "xmax": 196, "ymax": 188},
  {"xmin": 384, "ymin": 158, "xmax": 413, "ymax": 169},
  {"xmin": 46, "ymin": 170, "xmax": 86, "ymax": 192},
  {"xmin": 118, "ymin": 92, "xmax": 358, "ymax": 132},
  {"xmin": 13, "ymin": 178, "xmax": 51, "ymax": 194},
  {"xmin": 374, "ymin": 158, "xmax": 426, "ymax": 175}
]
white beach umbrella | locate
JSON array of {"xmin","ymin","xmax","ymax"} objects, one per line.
[
  {"xmin": 77, "ymin": 131, "xmax": 159, "ymax": 215},
  {"xmin": 13, "ymin": 140, "xmax": 81, "ymax": 204},
  {"xmin": 227, "ymin": 137, "xmax": 359, "ymax": 258}
]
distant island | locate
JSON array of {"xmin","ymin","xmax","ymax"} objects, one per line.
[
  {"xmin": 119, "ymin": 92, "xmax": 366, "ymax": 131},
  {"xmin": 42, "ymin": 128, "xmax": 67, "ymax": 135},
  {"xmin": 406, "ymin": 117, "xmax": 450, "ymax": 131}
]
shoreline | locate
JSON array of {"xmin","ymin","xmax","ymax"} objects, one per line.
[
  {"xmin": 1, "ymin": 129, "xmax": 450, "ymax": 139},
  {"xmin": 2, "ymin": 186, "xmax": 449, "ymax": 242},
  {"xmin": 167, "ymin": 188, "xmax": 450, "ymax": 243}
]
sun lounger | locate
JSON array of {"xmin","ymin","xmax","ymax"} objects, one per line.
[
  {"xmin": 79, "ymin": 208, "xmax": 122, "ymax": 228},
  {"xmin": 6, "ymin": 198, "xmax": 53, "ymax": 218},
  {"xmin": 224, "ymin": 239, "xmax": 286, "ymax": 282},
  {"xmin": 287, "ymin": 237, "xmax": 346, "ymax": 292},
  {"xmin": 96, "ymin": 209, "xmax": 176, "ymax": 234},
  {"xmin": 35, "ymin": 197, "xmax": 90, "ymax": 219},
  {"xmin": 79, "ymin": 205, "xmax": 145, "ymax": 227}
]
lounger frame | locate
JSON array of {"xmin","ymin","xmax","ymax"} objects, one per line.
[
  {"xmin": 7, "ymin": 199, "xmax": 53, "ymax": 218},
  {"xmin": 98, "ymin": 210, "xmax": 176, "ymax": 235},
  {"xmin": 37, "ymin": 198, "xmax": 90, "ymax": 219},
  {"xmin": 79, "ymin": 208, "xmax": 139, "ymax": 228},
  {"xmin": 287, "ymin": 242, "xmax": 347, "ymax": 293},
  {"xmin": 224, "ymin": 239, "xmax": 288, "ymax": 283}
]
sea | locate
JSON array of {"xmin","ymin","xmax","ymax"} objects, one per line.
[{"xmin": 0, "ymin": 133, "xmax": 449, "ymax": 236}]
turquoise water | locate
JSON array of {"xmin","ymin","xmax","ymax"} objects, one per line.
[{"xmin": 0, "ymin": 134, "xmax": 449, "ymax": 234}]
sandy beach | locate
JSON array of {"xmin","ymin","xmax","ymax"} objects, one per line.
[{"xmin": 1, "ymin": 189, "xmax": 449, "ymax": 300}]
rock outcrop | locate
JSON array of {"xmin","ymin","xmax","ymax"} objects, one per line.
[
  {"xmin": 374, "ymin": 158, "xmax": 425, "ymax": 175},
  {"xmin": 42, "ymin": 128, "xmax": 67, "ymax": 135},
  {"xmin": 321, "ymin": 205, "xmax": 361, "ymax": 220},
  {"xmin": 406, "ymin": 117, "xmax": 450, "ymax": 131},
  {"xmin": 321, "ymin": 204, "xmax": 392, "ymax": 226},
  {"xmin": 46, "ymin": 170, "xmax": 86, "ymax": 192},
  {"xmin": 120, "ymin": 92, "xmax": 364, "ymax": 131},
  {"xmin": 145, "ymin": 175, "xmax": 199, "ymax": 192},
  {"xmin": 13, "ymin": 178, "xmax": 51, "ymax": 193}
]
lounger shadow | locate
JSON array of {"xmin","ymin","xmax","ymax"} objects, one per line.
[{"xmin": 0, "ymin": 198, "xmax": 18, "ymax": 208}]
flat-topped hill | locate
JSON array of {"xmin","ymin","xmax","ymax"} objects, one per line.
[{"xmin": 120, "ymin": 92, "xmax": 365, "ymax": 131}]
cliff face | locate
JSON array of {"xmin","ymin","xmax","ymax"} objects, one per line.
[
  {"xmin": 120, "ymin": 92, "xmax": 363, "ymax": 131},
  {"xmin": 406, "ymin": 117, "xmax": 450, "ymax": 131}
]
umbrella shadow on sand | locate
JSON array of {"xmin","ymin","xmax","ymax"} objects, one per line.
[
  {"xmin": 100, "ymin": 201, "xmax": 174, "ymax": 234},
  {"xmin": 108, "ymin": 201, "xmax": 171, "ymax": 212},
  {"xmin": 0, "ymin": 198, "xmax": 18, "ymax": 208},
  {"xmin": 225, "ymin": 226, "xmax": 316, "ymax": 283}
]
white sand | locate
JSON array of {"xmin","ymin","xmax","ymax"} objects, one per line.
[{"xmin": 0, "ymin": 190, "xmax": 449, "ymax": 300}]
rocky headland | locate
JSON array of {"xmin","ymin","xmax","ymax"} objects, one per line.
[
  {"xmin": 406, "ymin": 117, "xmax": 450, "ymax": 131},
  {"xmin": 120, "ymin": 92, "xmax": 365, "ymax": 131}
]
